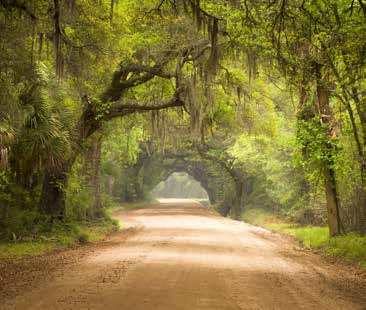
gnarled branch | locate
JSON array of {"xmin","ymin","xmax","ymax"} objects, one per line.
[{"xmin": 106, "ymin": 87, "xmax": 185, "ymax": 119}]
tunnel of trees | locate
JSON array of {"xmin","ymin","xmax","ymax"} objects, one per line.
[
  {"xmin": 151, "ymin": 172, "xmax": 209, "ymax": 200},
  {"xmin": 0, "ymin": 0, "xmax": 365, "ymax": 240},
  {"xmin": 109, "ymin": 146, "xmax": 253, "ymax": 218}
]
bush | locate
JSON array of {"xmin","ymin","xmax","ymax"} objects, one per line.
[
  {"xmin": 65, "ymin": 172, "xmax": 94, "ymax": 221},
  {"xmin": 0, "ymin": 207, "xmax": 47, "ymax": 241}
]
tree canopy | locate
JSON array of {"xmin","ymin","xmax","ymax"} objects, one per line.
[{"xmin": 0, "ymin": 0, "xmax": 365, "ymax": 239}]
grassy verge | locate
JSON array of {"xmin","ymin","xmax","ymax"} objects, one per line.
[
  {"xmin": 242, "ymin": 208, "xmax": 366, "ymax": 268},
  {"xmin": 0, "ymin": 199, "xmax": 158, "ymax": 260},
  {"xmin": 0, "ymin": 217, "xmax": 119, "ymax": 260}
]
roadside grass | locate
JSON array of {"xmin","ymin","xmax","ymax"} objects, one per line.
[
  {"xmin": 0, "ymin": 217, "xmax": 119, "ymax": 260},
  {"xmin": 242, "ymin": 208, "xmax": 366, "ymax": 268},
  {"xmin": 0, "ymin": 242, "xmax": 56, "ymax": 259}
]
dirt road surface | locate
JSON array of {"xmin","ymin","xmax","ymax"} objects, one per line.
[{"xmin": 1, "ymin": 199, "xmax": 366, "ymax": 309}]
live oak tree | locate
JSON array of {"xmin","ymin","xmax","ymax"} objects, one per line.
[{"xmin": 1, "ymin": 0, "xmax": 365, "ymax": 237}]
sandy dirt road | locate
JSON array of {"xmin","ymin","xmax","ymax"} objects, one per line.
[{"xmin": 2, "ymin": 199, "xmax": 366, "ymax": 310}]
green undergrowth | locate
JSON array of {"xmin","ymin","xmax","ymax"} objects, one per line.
[
  {"xmin": 0, "ymin": 217, "xmax": 119, "ymax": 260},
  {"xmin": 242, "ymin": 208, "xmax": 366, "ymax": 268}
]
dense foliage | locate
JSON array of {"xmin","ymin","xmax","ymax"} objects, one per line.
[{"xmin": 0, "ymin": 0, "xmax": 365, "ymax": 240}]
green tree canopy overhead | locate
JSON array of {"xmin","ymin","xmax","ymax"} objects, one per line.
[{"xmin": 0, "ymin": 0, "xmax": 365, "ymax": 238}]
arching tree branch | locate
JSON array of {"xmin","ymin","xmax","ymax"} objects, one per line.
[{"xmin": 106, "ymin": 87, "xmax": 185, "ymax": 119}]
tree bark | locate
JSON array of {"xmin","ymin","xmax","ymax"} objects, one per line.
[
  {"xmin": 323, "ymin": 165, "xmax": 343, "ymax": 236},
  {"xmin": 53, "ymin": 0, "xmax": 63, "ymax": 78},
  {"xmin": 92, "ymin": 137, "xmax": 103, "ymax": 214},
  {"xmin": 83, "ymin": 135, "xmax": 103, "ymax": 218},
  {"xmin": 323, "ymin": 48, "xmax": 366, "ymax": 234},
  {"xmin": 39, "ymin": 166, "xmax": 70, "ymax": 219},
  {"xmin": 315, "ymin": 65, "xmax": 343, "ymax": 236},
  {"xmin": 232, "ymin": 181, "xmax": 245, "ymax": 219}
]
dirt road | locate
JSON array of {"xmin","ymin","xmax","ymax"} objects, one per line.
[{"xmin": 2, "ymin": 199, "xmax": 366, "ymax": 309}]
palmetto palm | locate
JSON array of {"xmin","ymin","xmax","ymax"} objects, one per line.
[{"xmin": 9, "ymin": 64, "xmax": 74, "ymax": 181}]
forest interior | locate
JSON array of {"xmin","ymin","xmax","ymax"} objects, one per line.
[{"xmin": 0, "ymin": 0, "xmax": 366, "ymax": 309}]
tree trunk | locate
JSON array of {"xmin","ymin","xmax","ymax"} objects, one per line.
[
  {"xmin": 232, "ymin": 181, "xmax": 245, "ymax": 219},
  {"xmin": 352, "ymin": 91, "xmax": 366, "ymax": 235},
  {"xmin": 323, "ymin": 166, "xmax": 343, "ymax": 236},
  {"xmin": 202, "ymin": 184, "xmax": 216, "ymax": 204},
  {"xmin": 326, "ymin": 51, "xmax": 366, "ymax": 234},
  {"xmin": 358, "ymin": 163, "xmax": 366, "ymax": 235},
  {"xmin": 315, "ymin": 65, "xmax": 343, "ymax": 236},
  {"xmin": 123, "ymin": 156, "xmax": 146, "ymax": 202},
  {"xmin": 53, "ymin": 0, "xmax": 63, "ymax": 78},
  {"xmin": 39, "ymin": 167, "xmax": 69, "ymax": 219},
  {"xmin": 219, "ymin": 199, "xmax": 232, "ymax": 217},
  {"xmin": 89, "ymin": 135, "xmax": 103, "ymax": 218}
]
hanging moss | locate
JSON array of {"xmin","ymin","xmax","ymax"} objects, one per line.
[{"xmin": 207, "ymin": 18, "xmax": 219, "ymax": 76}]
